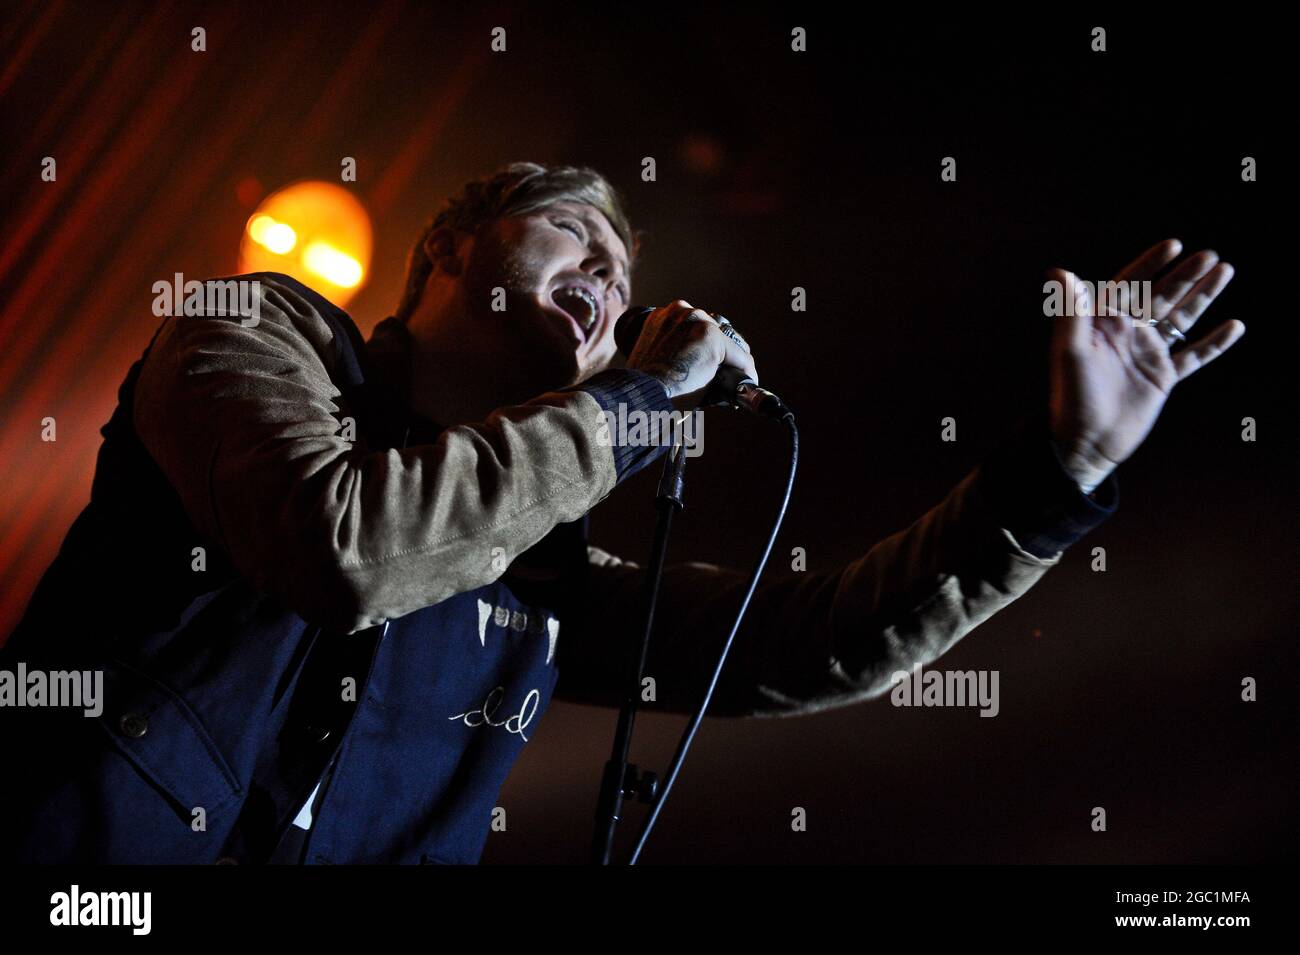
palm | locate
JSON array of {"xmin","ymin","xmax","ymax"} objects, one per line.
[{"xmin": 1048, "ymin": 240, "xmax": 1244, "ymax": 474}]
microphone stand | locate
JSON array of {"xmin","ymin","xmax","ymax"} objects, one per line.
[{"xmin": 590, "ymin": 434, "xmax": 688, "ymax": 864}]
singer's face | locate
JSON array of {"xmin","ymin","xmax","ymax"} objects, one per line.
[{"xmin": 461, "ymin": 200, "xmax": 631, "ymax": 386}]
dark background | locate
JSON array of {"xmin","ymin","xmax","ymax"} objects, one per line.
[{"xmin": 1, "ymin": 3, "xmax": 1292, "ymax": 863}]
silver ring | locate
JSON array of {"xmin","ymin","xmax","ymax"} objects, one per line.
[
  {"xmin": 1147, "ymin": 317, "xmax": 1186, "ymax": 345},
  {"xmin": 711, "ymin": 314, "xmax": 749, "ymax": 351}
]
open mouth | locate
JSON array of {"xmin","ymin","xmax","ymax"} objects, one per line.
[{"xmin": 550, "ymin": 285, "xmax": 600, "ymax": 339}]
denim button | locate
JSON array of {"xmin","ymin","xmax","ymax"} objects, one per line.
[{"xmin": 118, "ymin": 713, "xmax": 149, "ymax": 739}]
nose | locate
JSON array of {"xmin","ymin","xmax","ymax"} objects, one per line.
[
  {"xmin": 583, "ymin": 255, "xmax": 625, "ymax": 306},
  {"xmin": 583, "ymin": 251, "xmax": 615, "ymax": 282}
]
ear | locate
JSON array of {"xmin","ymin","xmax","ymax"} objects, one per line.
[{"xmin": 423, "ymin": 226, "xmax": 467, "ymax": 277}]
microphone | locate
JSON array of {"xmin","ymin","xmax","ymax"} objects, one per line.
[{"xmin": 614, "ymin": 306, "xmax": 792, "ymax": 420}]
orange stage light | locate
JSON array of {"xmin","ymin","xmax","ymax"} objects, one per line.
[{"xmin": 238, "ymin": 181, "xmax": 372, "ymax": 306}]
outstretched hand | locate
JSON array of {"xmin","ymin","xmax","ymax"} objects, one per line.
[{"xmin": 1047, "ymin": 239, "xmax": 1245, "ymax": 492}]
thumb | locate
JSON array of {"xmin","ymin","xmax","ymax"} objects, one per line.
[{"xmin": 1046, "ymin": 267, "xmax": 1092, "ymax": 352}]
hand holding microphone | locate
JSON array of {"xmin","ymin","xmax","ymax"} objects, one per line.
[
  {"xmin": 617, "ymin": 301, "xmax": 791, "ymax": 420},
  {"xmin": 620, "ymin": 300, "xmax": 757, "ymax": 398}
]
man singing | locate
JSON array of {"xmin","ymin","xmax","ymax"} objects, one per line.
[{"xmin": 0, "ymin": 162, "xmax": 1242, "ymax": 864}]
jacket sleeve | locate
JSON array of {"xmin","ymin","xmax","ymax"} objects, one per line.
[
  {"xmin": 553, "ymin": 425, "xmax": 1118, "ymax": 717},
  {"xmin": 132, "ymin": 276, "xmax": 672, "ymax": 634}
]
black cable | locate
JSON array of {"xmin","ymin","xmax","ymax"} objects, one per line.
[{"xmin": 627, "ymin": 412, "xmax": 799, "ymax": 864}]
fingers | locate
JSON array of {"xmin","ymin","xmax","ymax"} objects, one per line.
[
  {"xmin": 1151, "ymin": 250, "xmax": 1219, "ymax": 321},
  {"xmin": 657, "ymin": 299, "xmax": 703, "ymax": 324},
  {"xmin": 1173, "ymin": 319, "xmax": 1246, "ymax": 381},
  {"xmin": 1115, "ymin": 238, "xmax": 1183, "ymax": 284},
  {"xmin": 652, "ymin": 300, "xmax": 760, "ymax": 388},
  {"xmin": 708, "ymin": 312, "xmax": 752, "ymax": 354},
  {"xmin": 717, "ymin": 328, "xmax": 759, "ymax": 384},
  {"xmin": 1108, "ymin": 238, "xmax": 1183, "ymax": 315},
  {"xmin": 1164, "ymin": 261, "xmax": 1235, "ymax": 333},
  {"xmin": 697, "ymin": 311, "xmax": 758, "ymax": 383},
  {"xmin": 1055, "ymin": 239, "xmax": 1236, "ymax": 350},
  {"xmin": 1046, "ymin": 268, "xmax": 1095, "ymax": 354}
]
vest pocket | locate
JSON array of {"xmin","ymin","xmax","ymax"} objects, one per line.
[{"xmin": 94, "ymin": 658, "xmax": 244, "ymax": 819}]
